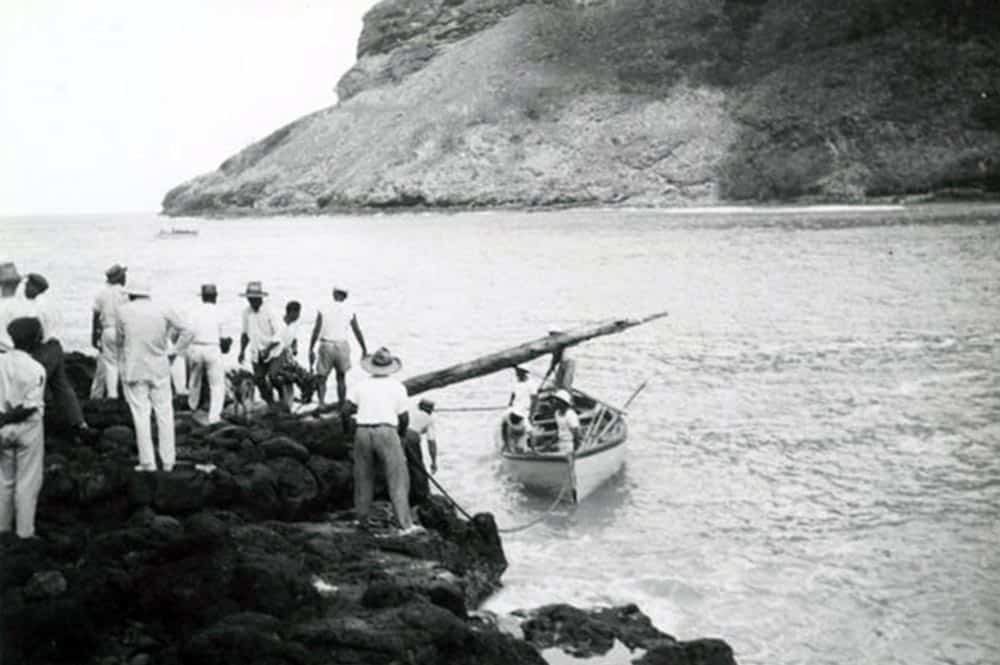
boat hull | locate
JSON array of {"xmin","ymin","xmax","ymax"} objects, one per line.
[{"xmin": 498, "ymin": 419, "xmax": 628, "ymax": 502}]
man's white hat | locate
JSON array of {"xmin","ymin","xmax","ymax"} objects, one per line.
[{"xmin": 553, "ymin": 389, "xmax": 573, "ymax": 406}]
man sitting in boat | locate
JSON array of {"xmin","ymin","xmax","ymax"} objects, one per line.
[
  {"xmin": 500, "ymin": 404, "xmax": 533, "ymax": 453},
  {"xmin": 552, "ymin": 389, "xmax": 582, "ymax": 454}
]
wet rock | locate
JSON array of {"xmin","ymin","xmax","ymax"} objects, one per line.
[
  {"xmin": 23, "ymin": 570, "xmax": 68, "ymax": 600},
  {"xmin": 635, "ymin": 638, "xmax": 737, "ymax": 665},
  {"xmin": 152, "ymin": 467, "xmax": 215, "ymax": 515},
  {"xmin": 101, "ymin": 424, "xmax": 136, "ymax": 448},
  {"xmin": 181, "ymin": 612, "xmax": 307, "ymax": 665},
  {"xmin": 361, "ymin": 580, "xmax": 417, "ymax": 609},
  {"xmin": 259, "ymin": 435, "xmax": 309, "ymax": 462},
  {"xmin": 231, "ymin": 553, "xmax": 320, "ymax": 616}
]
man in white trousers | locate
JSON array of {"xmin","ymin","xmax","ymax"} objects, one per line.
[
  {"xmin": 0, "ymin": 317, "xmax": 47, "ymax": 539},
  {"xmin": 116, "ymin": 280, "xmax": 193, "ymax": 472},
  {"xmin": 187, "ymin": 284, "xmax": 225, "ymax": 424},
  {"xmin": 91, "ymin": 264, "xmax": 128, "ymax": 398}
]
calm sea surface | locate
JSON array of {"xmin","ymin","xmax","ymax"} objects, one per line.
[{"xmin": 2, "ymin": 205, "xmax": 998, "ymax": 665}]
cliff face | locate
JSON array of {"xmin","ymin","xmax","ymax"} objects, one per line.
[{"xmin": 163, "ymin": 0, "xmax": 1000, "ymax": 215}]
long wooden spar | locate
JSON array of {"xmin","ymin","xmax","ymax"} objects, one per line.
[{"xmin": 402, "ymin": 311, "xmax": 668, "ymax": 396}]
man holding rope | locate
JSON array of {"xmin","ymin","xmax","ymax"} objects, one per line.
[{"xmin": 404, "ymin": 398, "xmax": 438, "ymax": 505}]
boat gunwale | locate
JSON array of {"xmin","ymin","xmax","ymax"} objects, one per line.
[{"xmin": 499, "ymin": 427, "xmax": 627, "ymax": 462}]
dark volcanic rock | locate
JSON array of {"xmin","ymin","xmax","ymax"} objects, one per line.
[
  {"xmin": 517, "ymin": 603, "xmax": 738, "ymax": 664},
  {"xmin": 2, "ymin": 348, "xmax": 737, "ymax": 665}
]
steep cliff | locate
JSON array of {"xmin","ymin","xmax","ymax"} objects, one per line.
[{"xmin": 163, "ymin": 0, "xmax": 1000, "ymax": 215}]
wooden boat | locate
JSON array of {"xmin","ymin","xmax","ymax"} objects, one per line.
[{"xmin": 496, "ymin": 388, "xmax": 628, "ymax": 503}]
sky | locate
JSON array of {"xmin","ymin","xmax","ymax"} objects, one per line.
[{"xmin": 0, "ymin": 0, "xmax": 379, "ymax": 216}]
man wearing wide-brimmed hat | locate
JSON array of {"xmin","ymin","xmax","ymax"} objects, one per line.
[
  {"xmin": 186, "ymin": 284, "xmax": 226, "ymax": 424},
  {"xmin": 308, "ymin": 286, "xmax": 367, "ymax": 408},
  {"xmin": 237, "ymin": 281, "xmax": 283, "ymax": 405},
  {"xmin": 90, "ymin": 263, "xmax": 128, "ymax": 398},
  {"xmin": 0, "ymin": 262, "xmax": 25, "ymax": 353},
  {"xmin": 346, "ymin": 347, "xmax": 421, "ymax": 535},
  {"xmin": 116, "ymin": 280, "xmax": 194, "ymax": 472}
]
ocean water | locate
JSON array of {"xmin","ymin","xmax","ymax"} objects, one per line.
[{"xmin": 2, "ymin": 205, "xmax": 998, "ymax": 665}]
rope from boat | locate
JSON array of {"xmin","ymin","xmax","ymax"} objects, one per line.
[
  {"xmin": 497, "ymin": 471, "xmax": 574, "ymax": 534},
  {"xmin": 409, "ymin": 451, "xmax": 575, "ymax": 533}
]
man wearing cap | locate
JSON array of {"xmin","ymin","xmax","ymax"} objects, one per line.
[
  {"xmin": 238, "ymin": 281, "xmax": 283, "ymax": 405},
  {"xmin": 91, "ymin": 264, "xmax": 128, "ymax": 398},
  {"xmin": 21, "ymin": 273, "xmax": 91, "ymax": 439},
  {"xmin": 116, "ymin": 280, "xmax": 194, "ymax": 472},
  {"xmin": 346, "ymin": 347, "xmax": 420, "ymax": 534},
  {"xmin": 404, "ymin": 398, "xmax": 438, "ymax": 505},
  {"xmin": 186, "ymin": 284, "xmax": 225, "ymax": 424},
  {"xmin": 0, "ymin": 317, "xmax": 47, "ymax": 539},
  {"xmin": 309, "ymin": 286, "xmax": 367, "ymax": 409},
  {"xmin": 0, "ymin": 262, "xmax": 25, "ymax": 353}
]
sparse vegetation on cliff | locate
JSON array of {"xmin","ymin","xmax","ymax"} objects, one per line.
[{"xmin": 163, "ymin": 0, "xmax": 1000, "ymax": 216}]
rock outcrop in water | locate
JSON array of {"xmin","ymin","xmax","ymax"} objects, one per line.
[
  {"xmin": 162, "ymin": 0, "xmax": 1000, "ymax": 216},
  {"xmin": 1, "ymin": 353, "xmax": 738, "ymax": 665}
]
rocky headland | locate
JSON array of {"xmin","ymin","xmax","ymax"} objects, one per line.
[
  {"xmin": 162, "ymin": 0, "xmax": 1000, "ymax": 216},
  {"xmin": 1, "ymin": 353, "xmax": 737, "ymax": 665}
]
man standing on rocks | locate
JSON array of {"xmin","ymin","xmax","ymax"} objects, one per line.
[
  {"xmin": 238, "ymin": 281, "xmax": 282, "ymax": 405},
  {"xmin": 91, "ymin": 264, "xmax": 128, "ymax": 398},
  {"xmin": 116, "ymin": 280, "xmax": 193, "ymax": 472},
  {"xmin": 309, "ymin": 286, "xmax": 367, "ymax": 409},
  {"xmin": 21, "ymin": 273, "xmax": 93, "ymax": 441},
  {"xmin": 404, "ymin": 398, "xmax": 438, "ymax": 505},
  {"xmin": 0, "ymin": 262, "xmax": 25, "ymax": 352},
  {"xmin": 346, "ymin": 347, "xmax": 420, "ymax": 534},
  {"xmin": 0, "ymin": 317, "xmax": 47, "ymax": 539},
  {"xmin": 186, "ymin": 284, "xmax": 225, "ymax": 424}
]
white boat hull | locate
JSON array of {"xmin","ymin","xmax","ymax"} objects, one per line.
[{"xmin": 501, "ymin": 441, "xmax": 626, "ymax": 502}]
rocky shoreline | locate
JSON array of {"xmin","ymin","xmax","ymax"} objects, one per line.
[{"xmin": 1, "ymin": 353, "xmax": 737, "ymax": 665}]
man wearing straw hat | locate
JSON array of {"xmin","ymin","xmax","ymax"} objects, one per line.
[
  {"xmin": 116, "ymin": 279, "xmax": 194, "ymax": 472},
  {"xmin": 346, "ymin": 347, "xmax": 420, "ymax": 534},
  {"xmin": 186, "ymin": 284, "xmax": 226, "ymax": 424},
  {"xmin": 91, "ymin": 263, "xmax": 129, "ymax": 398},
  {"xmin": 237, "ymin": 281, "xmax": 283, "ymax": 405}
]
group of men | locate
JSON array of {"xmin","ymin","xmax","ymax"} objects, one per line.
[
  {"xmin": 1, "ymin": 260, "xmax": 441, "ymax": 539},
  {"xmin": 501, "ymin": 347, "xmax": 582, "ymax": 455}
]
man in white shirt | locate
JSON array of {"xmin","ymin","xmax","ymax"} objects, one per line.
[
  {"xmin": 552, "ymin": 389, "xmax": 582, "ymax": 455},
  {"xmin": 346, "ymin": 347, "xmax": 419, "ymax": 534},
  {"xmin": 404, "ymin": 398, "xmax": 438, "ymax": 505},
  {"xmin": 237, "ymin": 281, "xmax": 282, "ymax": 405},
  {"xmin": 91, "ymin": 264, "xmax": 128, "ymax": 398},
  {"xmin": 508, "ymin": 366, "xmax": 539, "ymax": 418},
  {"xmin": 309, "ymin": 286, "xmax": 367, "ymax": 408},
  {"xmin": 116, "ymin": 281, "xmax": 194, "ymax": 472},
  {"xmin": 273, "ymin": 300, "xmax": 302, "ymax": 410},
  {"xmin": 186, "ymin": 284, "xmax": 225, "ymax": 424},
  {"xmin": 0, "ymin": 262, "xmax": 24, "ymax": 352},
  {"xmin": 22, "ymin": 273, "xmax": 90, "ymax": 438},
  {"xmin": 0, "ymin": 317, "xmax": 47, "ymax": 539}
]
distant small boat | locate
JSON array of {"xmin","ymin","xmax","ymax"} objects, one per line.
[
  {"xmin": 156, "ymin": 227, "xmax": 199, "ymax": 238},
  {"xmin": 496, "ymin": 389, "xmax": 628, "ymax": 503}
]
